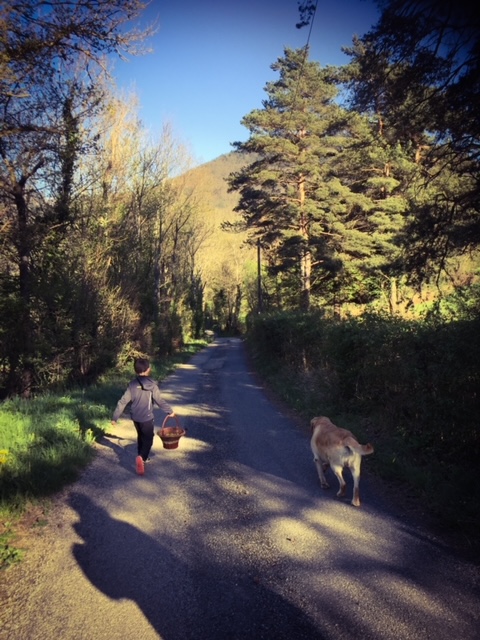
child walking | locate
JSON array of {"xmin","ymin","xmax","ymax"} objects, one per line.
[{"xmin": 111, "ymin": 357, "xmax": 175, "ymax": 475}]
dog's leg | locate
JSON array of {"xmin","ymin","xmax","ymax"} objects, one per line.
[
  {"xmin": 350, "ymin": 457, "xmax": 362, "ymax": 507},
  {"xmin": 313, "ymin": 454, "xmax": 330, "ymax": 489},
  {"xmin": 330, "ymin": 464, "xmax": 346, "ymax": 499}
]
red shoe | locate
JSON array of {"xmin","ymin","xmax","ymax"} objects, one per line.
[{"xmin": 136, "ymin": 455, "xmax": 145, "ymax": 475}]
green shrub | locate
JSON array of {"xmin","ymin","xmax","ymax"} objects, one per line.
[{"xmin": 246, "ymin": 310, "xmax": 480, "ymax": 535}]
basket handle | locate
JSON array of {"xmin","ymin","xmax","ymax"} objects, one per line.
[{"xmin": 161, "ymin": 414, "xmax": 182, "ymax": 429}]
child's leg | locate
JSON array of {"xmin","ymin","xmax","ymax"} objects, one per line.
[
  {"xmin": 133, "ymin": 421, "xmax": 142, "ymax": 456},
  {"xmin": 134, "ymin": 420, "xmax": 155, "ymax": 461}
]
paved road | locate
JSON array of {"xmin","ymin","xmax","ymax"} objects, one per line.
[{"xmin": 1, "ymin": 338, "xmax": 479, "ymax": 639}]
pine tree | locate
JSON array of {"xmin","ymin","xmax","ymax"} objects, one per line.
[
  {"xmin": 230, "ymin": 48, "xmax": 348, "ymax": 309},
  {"xmin": 342, "ymin": 0, "xmax": 480, "ymax": 281},
  {"xmin": 229, "ymin": 47, "xmax": 413, "ymax": 313}
]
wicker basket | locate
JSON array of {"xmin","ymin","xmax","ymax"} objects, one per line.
[{"xmin": 157, "ymin": 416, "xmax": 185, "ymax": 449}]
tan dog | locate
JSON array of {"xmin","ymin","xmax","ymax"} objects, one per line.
[{"xmin": 310, "ymin": 416, "xmax": 374, "ymax": 507}]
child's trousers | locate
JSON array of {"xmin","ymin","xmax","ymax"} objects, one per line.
[{"xmin": 133, "ymin": 419, "xmax": 155, "ymax": 461}]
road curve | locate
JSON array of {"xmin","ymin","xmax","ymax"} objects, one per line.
[{"xmin": 1, "ymin": 338, "xmax": 479, "ymax": 640}]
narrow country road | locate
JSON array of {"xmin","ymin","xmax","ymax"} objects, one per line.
[{"xmin": 1, "ymin": 338, "xmax": 479, "ymax": 640}]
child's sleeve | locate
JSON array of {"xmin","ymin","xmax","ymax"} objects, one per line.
[{"xmin": 112, "ymin": 387, "xmax": 132, "ymax": 421}]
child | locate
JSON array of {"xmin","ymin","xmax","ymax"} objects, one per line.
[{"xmin": 111, "ymin": 357, "xmax": 175, "ymax": 475}]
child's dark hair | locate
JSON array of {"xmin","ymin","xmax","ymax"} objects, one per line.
[{"xmin": 134, "ymin": 357, "xmax": 150, "ymax": 374}]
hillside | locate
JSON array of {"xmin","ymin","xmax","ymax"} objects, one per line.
[
  {"xmin": 178, "ymin": 152, "xmax": 257, "ymax": 315},
  {"xmin": 182, "ymin": 151, "xmax": 254, "ymax": 218}
]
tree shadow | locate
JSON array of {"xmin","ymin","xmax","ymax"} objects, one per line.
[{"xmin": 69, "ymin": 492, "xmax": 324, "ymax": 640}]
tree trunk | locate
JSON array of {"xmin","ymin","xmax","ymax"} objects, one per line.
[
  {"xmin": 13, "ymin": 179, "xmax": 34, "ymax": 396},
  {"xmin": 257, "ymin": 241, "xmax": 263, "ymax": 313},
  {"xmin": 389, "ymin": 277, "xmax": 398, "ymax": 315},
  {"xmin": 298, "ymin": 172, "xmax": 310, "ymax": 311},
  {"xmin": 300, "ymin": 248, "xmax": 312, "ymax": 311}
]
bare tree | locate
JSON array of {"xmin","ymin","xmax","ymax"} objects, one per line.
[{"xmin": 0, "ymin": 0, "xmax": 153, "ymax": 395}]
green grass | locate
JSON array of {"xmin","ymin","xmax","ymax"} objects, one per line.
[
  {"xmin": 0, "ymin": 523, "xmax": 24, "ymax": 568},
  {"xmin": 0, "ymin": 340, "xmax": 206, "ymax": 569}
]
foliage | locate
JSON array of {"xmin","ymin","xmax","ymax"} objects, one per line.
[
  {"xmin": 2, "ymin": 0, "xmax": 480, "ymax": 399},
  {"xmin": 226, "ymin": 1, "xmax": 480, "ymax": 317},
  {"xmin": 246, "ymin": 306, "xmax": 480, "ymax": 533},
  {"xmin": 343, "ymin": 0, "xmax": 480, "ymax": 280},
  {"xmin": 0, "ymin": 0, "xmax": 153, "ymax": 396},
  {"xmin": 178, "ymin": 152, "xmax": 256, "ymax": 329},
  {"xmin": 228, "ymin": 47, "xmax": 422, "ymax": 313},
  {"xmin": 0, "ymin": 55, "xmax": 207, "ymax": 394},
  {"xmin": 0, "ymin": 524, "xmax": 24, "ymax": 570},
  {"xmin": 229, "ymin": 47, "xmax": 349, "ymax": 310}
]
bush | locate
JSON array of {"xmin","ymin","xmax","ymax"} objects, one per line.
[{"xmin": 246, "ymin": 310, "xmax": 480, "ymax": 534}]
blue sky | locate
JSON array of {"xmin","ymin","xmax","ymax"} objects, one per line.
[{"xmin": 114, "ymin": 0, "xmax": 379, "ymax": 165}]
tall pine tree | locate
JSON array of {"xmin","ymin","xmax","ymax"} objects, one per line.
[
  {"xmin": 342, "ymin": 0, "xmax": 480, "ymax": 282},
  {"xmin": 229, "ymin": 47, "xmax": 412, "ymax": 313},
  {"xmin": 229, "ymin": 48, "xmax": 351, "ymax": 309}
]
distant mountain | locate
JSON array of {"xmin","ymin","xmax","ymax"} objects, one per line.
[
  {"xmin": 179, "ymin": 152, "xmax": 257, "ymax": 300},
  {"xmin": 182, "ymin": 151, "xmax": 254, "ymax": 214}
]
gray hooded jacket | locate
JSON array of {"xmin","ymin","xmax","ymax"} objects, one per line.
[{"xmin": 112, "ymin": 376, "xmax": 173, "ymax": 423}]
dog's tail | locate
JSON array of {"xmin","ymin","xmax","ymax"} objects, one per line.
[{"xmin": 345, "ymin": 438, "xmax": 374, "ymax": 456}]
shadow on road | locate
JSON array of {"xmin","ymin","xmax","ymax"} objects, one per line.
[
  {"xmin": 69, "ymin": 339, "xmax": 478, "ymax": 640},
  {"xmin": 69, "ymin": 492, "xmax": 324, "ymax": 640}
]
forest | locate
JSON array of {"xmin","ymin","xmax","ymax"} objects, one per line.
[
  {"xmin": 1, "ymin": 0, "xmax": 478, "ymax": 397},
  {"xmin": 0, "ymin": 0, "xmax": 479, "ymax": 539}
]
